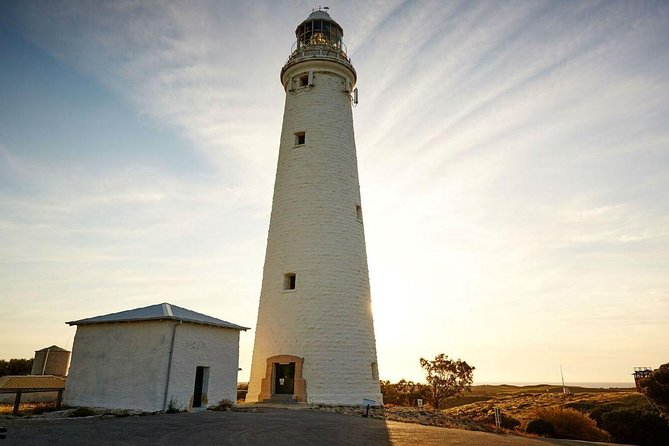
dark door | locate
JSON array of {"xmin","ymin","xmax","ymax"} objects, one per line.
[
  {"xmin": 274, "ymin": 362, "xmax": 295, "ymax": 395},
  {"xmin": 193, "ymin": 366, "xmax": 205, "ymax": 407}
]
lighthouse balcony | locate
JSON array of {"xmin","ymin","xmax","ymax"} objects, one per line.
[{"xmin": 283, "ymin": 40, "xmax": 354, "ymax": 72}]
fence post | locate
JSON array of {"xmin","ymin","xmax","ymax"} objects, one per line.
[
  {"xmin": 13, "ymin": 391, "xmax": 22, "ymax": 415},
  {"xmin": 494, "ymin": 407, "xmax": 501, "ymax": 428}
]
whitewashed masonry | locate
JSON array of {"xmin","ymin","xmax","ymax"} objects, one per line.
[{"xmin": 246, "ymin": 10, "xmax": 383, "ymax": 405}]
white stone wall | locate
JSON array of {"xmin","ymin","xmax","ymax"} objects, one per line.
[
  {"xmin": 64, "ymin": 321, "xmax": 240, "ymax": 412},
  {"xmin": 167, "ymin": 322, "xmax": 240, "ymax": 409},
  {"xmin": 247, "ymin": 60, "xmax": 383, "ymax": 405}
]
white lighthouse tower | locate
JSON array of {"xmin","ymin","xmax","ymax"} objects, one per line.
[{"xmin": 246, "ymin": 9, "xmax": 383, "ymax": 405}]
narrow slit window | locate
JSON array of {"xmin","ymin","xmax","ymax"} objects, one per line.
[
  {"xmin": 356, "ymin": 205, "xmax": 363, "ymax": 222},
  {"xmin": 284, "ymin": 273, "xmax": 296, "ymax": 290},
  {"xmin": 295, "ymin": 132, "xmax": 306, "ymax": 146}
]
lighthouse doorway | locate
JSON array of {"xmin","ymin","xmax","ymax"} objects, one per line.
[
  {"xmin": 274, "ymin": 362, "xmax": 295, "ymax": 395},
  {"xmin": 258, "ymin": 355, "xmax": 307, "ymax": 402}
]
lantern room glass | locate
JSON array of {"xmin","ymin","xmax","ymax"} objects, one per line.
[{"xmin": 296, "ymin": 19, "xmax": 343, "ymax": 50}]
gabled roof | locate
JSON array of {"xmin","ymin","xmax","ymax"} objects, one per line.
[
  {"xmin": 35, "ymin": 345, "xmax": 69, "ymax": 353},
  {"xmin": 66, "ymin": 303, "xmax": 249, "ymax": 331}
]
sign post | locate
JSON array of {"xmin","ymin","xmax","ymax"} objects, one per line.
[{"xmin": 361, "ymin": 399, "xmax": 375, "ymax": 417}]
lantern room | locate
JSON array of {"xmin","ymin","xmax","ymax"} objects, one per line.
[{"xmin": 295, "ymin": 9, "xmax": 344, "ymax": 51}]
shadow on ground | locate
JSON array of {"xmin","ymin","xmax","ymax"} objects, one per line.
[{"xmin": 0, "ymin": 408, "xmax": 621, "ymax": 446}]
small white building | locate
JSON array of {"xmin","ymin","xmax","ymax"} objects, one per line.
[{"xmin": 63, "ymin": 303, "xmax": 248, "ymax": 412}]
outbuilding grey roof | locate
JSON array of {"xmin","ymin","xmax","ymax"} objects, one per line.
[{"xmin": 67, "ymin": 303, "xmax": 249, "ymax": 331}]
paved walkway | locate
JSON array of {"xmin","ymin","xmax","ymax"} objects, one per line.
[{"xmin": 0, "ymin": 408, "xmax": 618, "ymax": 445}]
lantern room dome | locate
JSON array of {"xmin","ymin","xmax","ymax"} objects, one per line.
[{"xmin": 304, "ymin": 10, "xmax": 334, "ymax": 21}]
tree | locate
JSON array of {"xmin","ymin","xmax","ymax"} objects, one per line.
[
  {"xmin": 640, "ymin": 362, "xmax": 669, "ymax": 420},
  {"xmin": 419, "ymin": 353, "xmax": 474, "ymax": 409},
  {"xmin": 0, "ymin": 358, "xmax": 34, "ymax": 376}
]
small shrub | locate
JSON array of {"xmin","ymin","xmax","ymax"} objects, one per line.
[
  {"xmin": 237, "ymin": 382, "xmax": 248, "ymax": 403},
  {"xmin": 209, "ymin": 399, "xmax": 234, "ymax": 411},
  {"xmin": 499, "ymin": 413, "xmax": 521, "ymax": 429},
  {"xmin": 526, "ymin": 418, "xmax": 557, "ymax": 436},
  {"xmin": 69, "ymin": 407, "xmax": 96, "ymax": 417},
  {"xmin": 31, "ymin": 403, "xmax": 56, "ymax": 415},
  {"xmin": 531, "ymin": 407, "xmax": 610, "ymax": 442},
  {"xmin": 166, "ymin": 399, "xmax": 182, "ymax": 414},
  {"xmin": 485, "ymin": 411, "xmax": 520, "ymax": 429}
]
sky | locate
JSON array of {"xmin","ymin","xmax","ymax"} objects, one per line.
[{"xmin": 1, "ymin": 0, "xmax": 668, "ymax": 385}]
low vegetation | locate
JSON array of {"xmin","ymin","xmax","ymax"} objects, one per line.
[
  {"xmin": 236, "ymin": 382, "xmax": 248, "ymax": 403},
  {"xmin": 379, "ymin": 379, "xmax": 430, "ymax": 407},
  {"xmin": 379, "ymin": 372, "xmax": 669, "ymax": 446},
  {"xmin": 640, "ymin": 362, "xmax": 669, "ymax": 420},
  {"xmin": 527, "ymin": 407, "xmax": 611, "ymax": 442},
  {"xmin": 444, "ymin": 387, "xmax": 669, "ymax": 446},
  {"xmin": 0, "ymin": 402, "xmax": 56, "ymax": 416},
  {"xmin": 68, "ymin": 407, "xmax": 96, "ymax": 417},
  {"xmin": 165, "ymin": 399, "xmax": 183, "ymax": 414},
  {"xmin": 209, "ymin": 399, "xmax": 234, "ymax": 411}
]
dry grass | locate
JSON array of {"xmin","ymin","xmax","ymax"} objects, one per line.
[
  {"xmin": 444, "ymin": 389, "xmax": 639, "ymax": 425},
  {"xmin": 0, "ymin": 402, "xmax": 57, "ymax": 416}
]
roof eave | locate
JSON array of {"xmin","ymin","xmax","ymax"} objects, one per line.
[{"xmin": 67, "ymin": 317, "xmax": 249, "ymax": 331}]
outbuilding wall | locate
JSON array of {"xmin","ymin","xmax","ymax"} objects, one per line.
[
  {"xmin": 64, "ymin": 321, "xmax": 241, "ymax": 412},
  {"xmin": 167, "ymin": 323, "xmax": 240, "ymax": 410},
  {"xmin": 64, "ymin": 321, "xmax": 171, "ymax": 411}
]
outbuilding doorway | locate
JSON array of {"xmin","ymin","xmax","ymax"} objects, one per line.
[
  {"xmin": 193, "ymin": 366, "xmax": 209, "ymax": 408},
  {"xmin": 274, "ymin": 362, "xmax": 295, "ymax": 395}
]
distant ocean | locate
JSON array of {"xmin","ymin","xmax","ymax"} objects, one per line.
[{"xmin": 476, "ymin": 382, "xmax": 635, "ymax": 389}]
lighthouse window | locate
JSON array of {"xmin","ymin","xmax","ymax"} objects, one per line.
[
  {"xmin": 299, "ymin": 74, "xmax": 309, "ymax": 87},
  {"xmin": 283, "ymin": 273, "xmax": 296, "ymax": 290},
  {"xmin": 356, "ymin": 205, "xmax": 363, "ymax": 222},
  {"xmin": 295, "ymin": 132, "xmax": 306, "ymax": 146}
]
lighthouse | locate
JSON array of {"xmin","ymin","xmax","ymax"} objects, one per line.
[{"xmin": 246, "ymin": 9, "xmax": 383, "ymax": 405}]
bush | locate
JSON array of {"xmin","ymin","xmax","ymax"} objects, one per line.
[
  {"xmin": 237, "ymin": 382, "xmax": 248, "ymax": 402},
  {"xmin": 380, "ymin": 379, "xmax": 431, "ymax": 407},
  {"xmin": 640, "ymin": 362, "xmax": 669, "ymax": 420},
  {"xmin": 484, "ymin": 411, "xmax": 520, "ymax": 429},
  {"xmin": 69, "ymin": 407, "xmax": 96, "ymax": 417},
  {"xmin": 529, "ymin": 407, "xmax": 610, "ymax": 442},
  {"xmin": 498, "ymin": 413, "xmax": 520, "ymax": 430},
  {"xmin": 526, "ymin": 418, "xmax": 557, "ymax": 436},
  {"xmin": 31, "ymin": 403, "xmax": 56, "ymax": 415},
  {"xmin": 209, "ymin": 399, "xmax": 234, "ymax": 411},
  {"xmin": 600, "ymin": 407, "xmax": 669, "ymax": 446},
  {"xmin": 570, "ymin": 394, "xmax": 669, "ymax": 446},
  {"xmin": 165, "ymin": 399, "xmax": 182, "ymax": 414}
]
